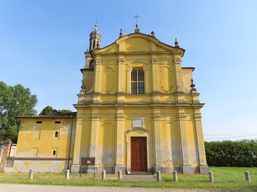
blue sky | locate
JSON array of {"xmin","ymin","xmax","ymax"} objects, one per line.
[{"xmin": 1, "ymin": 0, "xmax": 257, "ymax": 141}]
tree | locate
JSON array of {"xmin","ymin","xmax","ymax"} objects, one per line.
[
  {"xmin": 39, "ymin": 106, "xmax": 73, "ymax": 115},
  {"xmin": 39, "ymin": 106, "xmax": 53, "ymax": 115},
  {"xmin": 0, "ymin": 81, "xmax": 37, "ymax": 143}
]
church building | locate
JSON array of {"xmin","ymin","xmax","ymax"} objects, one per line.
[{"xmin": 4, "ymin": 24, "xmax": 209, "ymax": 174}]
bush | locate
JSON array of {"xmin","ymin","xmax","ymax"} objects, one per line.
[{"xmin": 205, "ymin": 140, "xmax": 257, "ymax": 167}]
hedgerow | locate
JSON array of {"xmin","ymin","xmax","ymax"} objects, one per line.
[{"xmin": 205, "ymin": 140, "xmax": 257, "ymax": 167}]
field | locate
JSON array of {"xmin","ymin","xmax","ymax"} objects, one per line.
[{"xmin": 0, "ymin": 167, "xmax": 256, "ymax": 191}]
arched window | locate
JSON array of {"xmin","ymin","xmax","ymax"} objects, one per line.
[
  {"xmin": 131, "ymin": 69, "xmax": 145, "ymax": 94},
  {"xmin": 93, "ymin": 40, "xmax": 95, "ymax": 49},
  {"xmin": 89, "ymin": 60, "xmax": 94, "ymax": 69},
  {"xmin": 55, "ymin": 131, "xmax": 58, "ymax": 138},
  {"xmin": 53, "ymin": 150, "xmax": 56, "ymax": 156}
]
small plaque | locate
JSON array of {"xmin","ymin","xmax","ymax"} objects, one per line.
[
  {"xmin": 81, "ymin": 158, "xmax": 95, "ymax": 165},
  {"xmin": 133, "ymin": 118, "xmax": 144, "ymax": 127}
]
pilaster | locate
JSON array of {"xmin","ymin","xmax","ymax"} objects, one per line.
[
  {"xmin": 194, "ymin": 106, "xmax": 209, "ymax": 174},
  {"xmin": 126, "ymin": 64, "xmax": 131, "ymax": 94},
  {"xmin": 151, "ymin": 57, "xmax": 159, "ymax": 93},
  {"xmin": 94, "ymin": 58, "xmax": 102, "ymax": 94},
  {"xmin": 71, "ymin": 108, "xmax": 83, "ymax": 173},
  {"xmin": 152, "ymin": 107, "xmax": 162, "ymax": 172},
  {"xmin": 89, "ymin": 107, "xmax": 100, "ymax": 163},
  {"xmin": 114, "ymin": 107, "xmax": 125, "ymax": 173},
  {"xmin": 173, "ymin": 55, "xmax": 184, "ymax": 92},
  {"xmin": 177, "ymin": 107, "xmax": 193, "ymax": 174}
]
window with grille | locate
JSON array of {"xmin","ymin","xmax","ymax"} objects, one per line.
[{"xmin": 131, "ymin": 69, "xmax": 145, "ymax": 94}]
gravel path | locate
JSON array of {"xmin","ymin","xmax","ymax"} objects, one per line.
[{"xmin": 0, "ymin": 184, "xmax": 254, "ymax": 192}]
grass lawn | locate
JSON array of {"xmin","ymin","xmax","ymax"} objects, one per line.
[{"xmin": 0, "ymin": 167, "xmax": 256, "ymax": 191}]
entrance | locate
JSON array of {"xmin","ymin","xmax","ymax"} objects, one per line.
[{"xmin": 131, "ymin": 137, "xmax": 147, "ymax": 172}]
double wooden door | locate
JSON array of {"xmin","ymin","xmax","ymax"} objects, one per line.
[{"xmin": 131, "ymin": 137, "xmax": 147, "ymax": 172}]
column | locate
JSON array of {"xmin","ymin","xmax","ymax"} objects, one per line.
[
  {"xmin": 194, "ymin": 106, "xmax": 209, "ymax": 174},
  {"xmin": 114, "ymin": 107, "xmax": 125, "ymax": 173},
  {"xmin": 152, "ymin": 107, "xmax": 162, "ymax": 173},
  {"xmin": 177, "ymin": 107, "xmax": 192, "ymax": 174},
  {"xmin": 71, "ymin": 108, "xmax": 83, "ymax": 173},
  {"xmin": 173, "ymin": 55, "xmax": 184, "ymax": 92}
]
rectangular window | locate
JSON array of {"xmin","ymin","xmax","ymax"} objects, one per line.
[
  {"xmin": 36, "ymin": 121, "xmax": 42, "ymax": 124},
  {"xmin": 34, "ymin": 129, "xmax": 41, "ymax": 140},
  {"xmin": 131, "ymin": 69, "xmax": 145, "ymax": 94},
  {"xmin": 31, "ymin": 148, "xmax": 38, "ymax": 157},
  {"xmin": 55, "ymin": 121, "xmax": 61, "ymax": 124}
]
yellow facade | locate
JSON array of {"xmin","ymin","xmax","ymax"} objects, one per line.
[
  {"xmin": 7, "ymin": 25, "xmax": 209, "ymax": 174},
  {"xmin": 71, "ymin": 25, "xmax": 209, "ymax": 174},
  {"xmin": 5, "ymin": 115, "xmax": 76, "ymax": 173}
]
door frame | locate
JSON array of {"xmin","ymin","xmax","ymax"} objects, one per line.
[{"xmin": 125, "ymin": 127, "xmax": 150, "ymax": 173}]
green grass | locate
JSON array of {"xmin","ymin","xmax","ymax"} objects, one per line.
[{"xmin": 0, "ymin": 167, "xmax": 256, "ymax": 191}]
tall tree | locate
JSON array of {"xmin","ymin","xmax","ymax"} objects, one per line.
[
  {"xmin": 0, "ymin": 81, "xmax": 37, "ymax": 143},
  {"xmin": 39, "ymin": 106, "xmax": 53, "ymax": 115}
]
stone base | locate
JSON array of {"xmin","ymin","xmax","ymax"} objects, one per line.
[
  {"xmin": 80, "ymin": 166, "xmax": 114, "ymax": 174},
  {"xmin": 152, "ymin": 166, "xmax": 180, "ymax": 174},
  {"xmin": 199, "ymin": 164, "xmax": 209, "ymax": 174},
  {"xmin": 70, "ymin": 164, "xmax": 80, "ymax": 173},
  {"xmin": 114, "ymin": 164, "xmax": 125, "ymax": 174}
]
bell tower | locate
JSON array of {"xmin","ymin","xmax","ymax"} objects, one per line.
[{"xmin": 89, "ymin": 24, "xmax": 101, "ymax": 51}]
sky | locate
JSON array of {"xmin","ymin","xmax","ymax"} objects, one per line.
[{"xmin": 0, "ymin": 0, "xmax": 257, "ymax": 141}]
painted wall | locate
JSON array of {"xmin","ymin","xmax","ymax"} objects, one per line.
[
  {"xmin": 73, "ymin": 32, "xmax": 209, "ymax": 174},
  {"xmin": 5, "ymin": 118, "xmax": 75, "ymax": 173}
]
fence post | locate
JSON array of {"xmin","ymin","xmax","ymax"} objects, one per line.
[
  {"xmin": 29, "ymin": 169, "xmax": 33, "ymax": 179},
  {"xmin": 65, "ymin": 170, "xmax": 70, "ymax": 180},
  {"xmin": 245, "ymin": 171, "xmax": 251, "ymax": 182},
  {"xmin": 102, "ymin": 170, "xmax": 106, "ymax": 180},
  {"xmin": 118, "ymin": 170, "xmax": 122, "ymax": 180},
  {"xmin": 173, "ymin": 171, "xmax": 178, "ymax": 182},
  {"xmin": 157, "ymin": 171, "xmax": 161, "ymax": 181},
  {"xmin": 209, "ymin": 171, "xmax": 214, "ymax": 183}
]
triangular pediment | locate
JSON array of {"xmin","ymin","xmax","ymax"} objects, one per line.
[{"xmin": 91, "ymin": 33, "xmax": 185, "ymax": 56}]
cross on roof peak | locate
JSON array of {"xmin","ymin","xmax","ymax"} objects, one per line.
[{"xmin": 133, "ymin": 14, "xmax": 140, "ymax": 24}]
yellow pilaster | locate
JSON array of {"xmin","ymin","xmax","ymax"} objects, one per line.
[
  {"xmin": 177, "ymin": 107, "xmax": 193, "ymax": 174},
  {"xmin": 194, "ymin": 106, "xmax": 209, "ymax": 173},
  {"xmin": 152, "ymin": 107, "xmax": 162, "ymax": 172},
  {"xmin": 173, "ymin": 55, "xmax": 184, "ymax": 92},
  {"xmin": 89, "ymin": 107, "xmax": 100, "ymax": 161},
  {"xmin": 94, "ymin": 58, "xmax": 102, "ymax": 94},
  {"xmin": 151, "ymin": 57, "xmax": 158, "ymax": 93},
  {"xmin": 126, "ymin": 64, "xmax": 131, "ymax": 94},
  {"xmin": 145, "ymin": 64, "xmax": 149, "ymax": 93},
  {"xmin": 71, "ymin": 108, "xmax": 83, "ymax": 173},
  {"xmin": 114, "ymin": 107, "xmax": 125, "ymax": 173}
]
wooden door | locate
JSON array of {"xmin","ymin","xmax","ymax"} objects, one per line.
[{"xmin": 131, "ymin": 137, "xmax": 147, "ymax": 171}]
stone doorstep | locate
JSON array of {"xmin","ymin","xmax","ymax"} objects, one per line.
[
  {"xmin": 128, "ymin": 171, "xmax": 152, "ymax": 175},
  {"xmin": 123, "ymin": 175, "xmax": 157, "ymax": 181}
]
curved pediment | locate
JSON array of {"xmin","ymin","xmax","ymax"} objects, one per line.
[{"xmin": 91, "ymin": 33, "xmax": 185, "ymax": 56}]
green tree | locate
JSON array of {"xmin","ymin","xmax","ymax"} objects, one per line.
[
  {"xmin": 39, "ymin": 106, "xmax": 53, "ymax": 115},
  {"xmin": 0, "ymin": 81, "xmax": 37, "ymax": 143},
  {"xmin": 57, "ymin": 109, "xmax": 73, "ymax": 114},
  {"xmin": 39, "ymin": 106, "xmax": 73, "ymax": 115}
]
